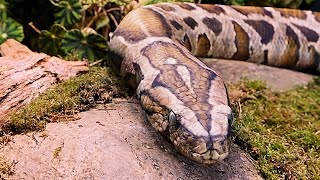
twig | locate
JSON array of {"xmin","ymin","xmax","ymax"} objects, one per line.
[
  {"xmin": 90, "ymin": 59, "xmax": 103, "ymax": 67},
  {"xmin": 108, "ymin": 13, "xmax": 118, "ymax": 27},
  {"xmin": 86, "ymin": 7, "xmax": 102, "ymax": 28},
  {"xmin": 28, "ymin": 22, "xmax": 41, "ymax": 34},
  {"xmin": 237, "ymin": 100, "xmax": 242, "ymax": 116},
  {"xmin": 105, "ymin": 7, "xmax": 121, "ymax": 14}
]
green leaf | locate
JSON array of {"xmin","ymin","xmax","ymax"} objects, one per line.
[
  {"xmin": 38, "ymin": 24, "xmax": 67, "ymax": 55},
  {"xmin": 81, "ymin": 0, "xmax": 109, "ymax": 7},
  {"xmin": 0, "ymin": 0, "xmax": 7, "ymax": 20},
  {"xmin": 108, "ymin": 0, "xmax": 132, "ymax": 6},
  {"xmin": 52, "ymin": 0, "xmax": 83, "ymax": 26},
  {"xmin": 95, "ymin": 15, "xmax": 110, "ymax": 30},
  {"xmin": 61, "ymin": 29, "xmax": 108, "ymax": 61},
  {"xmin": 0, "ymin": 17, "xmax": 24, "ymax": 44},
  {"xmin": 82, "ymin": 27, "xmax": 97, "ymax": 34},
  {"xmin": 138, "ymin": 0, "xmax": 193, "ymax": 6}
]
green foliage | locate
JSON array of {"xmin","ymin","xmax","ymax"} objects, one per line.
[
  {"xmin": 0, "ymin": 0, "xmax": 24, "ymax": 44},
  {"xmin": 38, "ymin": 24, "xmax": 67, "ymax": 55},
  {"xmin": 229, "ymin": 78, "xmax": 320, "ymax": 179},
  {"xmin": 0, "ymin": 17, "xmax": 24, "ymax": 44},
  {"xmin": 0, "ymin": 0, "xmax": 7, "ymax": 20},
  {"xmin": 61, "ymin": 29, "xmax": 108, "ymax": 61},
  {"xmin": 82, "ymin": 0, "xmax": 108, "ymax": 6},
  {"xmin": 35, "ymin": 0, "xmax": 112, "ymax": 61},
  {"xmin": 51, "ymin": 0, "xmax": 83, "ymax": 27},
  {"xmin": 138, "ymin": 0, "xmax": 193, "ymax": 6},
  {"xmin": 223, "ymin": 0, "xmax": 315, "ymax": 8}
]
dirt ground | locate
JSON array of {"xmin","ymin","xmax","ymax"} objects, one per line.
[{"xmin": 0, "ymin": 60, "xmax": 314, "ymax": 179}]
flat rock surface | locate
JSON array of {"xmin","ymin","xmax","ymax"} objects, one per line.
[
  {"xmin": 202, "ymin": 59, "xmax": 314, "ymax": 92},
  {"xmin": 0, "ymin": 60, "xmax": 315, "ymax": 179},
  {"xmin": 0, "ymin": 100, "xmax": 262, "ymax": 180}
]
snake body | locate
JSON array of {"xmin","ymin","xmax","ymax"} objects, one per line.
[{"xmin": 109, "ymin": 3, "xmax": 320, "ymax": 164}]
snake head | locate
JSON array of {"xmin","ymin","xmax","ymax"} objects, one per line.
[
  {"xmin": 139, "ymin": 91, "xmax": 232, "ymax": 164},
  {"xmin": 135, "ymin": 40, "xmax": 232, "ymax": 164},
  {"xmin": 166, "ymin": 104, "xmax": 232, "ymax": 164}
]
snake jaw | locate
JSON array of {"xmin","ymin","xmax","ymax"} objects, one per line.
[
  {"xmin": 139, "ymin": 92, "xmax": 231, "ymax": 163},
  {"xmin": 168, "ymin": 122, "xmax": 231, "ymax": 163}
]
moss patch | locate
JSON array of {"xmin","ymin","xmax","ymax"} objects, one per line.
[
  {"xmin": 0, "ymin": 156, "xmax": 14, "ymax": 177},
  {"xmin": 52, "ymin": 146, "xmax": 63, "ymax": 159},
  {"xmin": 228, "ymin": 77, "xmax": 320, "ymax": 180},
  {"xmin": 4, "ymin": 67, "xmax": 130, "ymax": 134}
]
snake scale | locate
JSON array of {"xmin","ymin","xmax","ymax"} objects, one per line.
[{"xmin": 109, "ymin": 2, "xmax": 320, "ymax": 164}]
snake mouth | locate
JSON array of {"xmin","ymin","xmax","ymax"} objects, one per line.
[
  {"xmin": 171, "ymin": 129, "xmax": 231, "ymax": 164},
  {"xmin": 189, "ymin": 138, "xmax": 230, "ymax": 164}
]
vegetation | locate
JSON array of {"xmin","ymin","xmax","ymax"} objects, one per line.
[
  {"xmin": 4, "ymin": 67, "xmax": 129, "ymax": 134},
  {"xmin": 223, "ymin": 0, "xmax": 316, "ymax": 9},
  {"xmin": 0, "ymin": 0, "xmax": 23, "ymax": 44},
  {"xmin": 52, "ymin": 146, "xmax": 63, "ymax": 159},
  {"xmin": 0, "ymin": 156, "xmax": 14, "ymax": 177},
  {"xmin": 229, "ymin": 78, "xmax": 320, "ymax": 179}
]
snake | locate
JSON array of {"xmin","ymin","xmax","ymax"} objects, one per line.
[{"xmin": 109, "ymin": 2, "xmax": 320, "ymax": 164}]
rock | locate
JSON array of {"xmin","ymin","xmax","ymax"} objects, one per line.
[
  {"xmin": 0, "ymin": 99, "xmax": 263, "ymax": 179},
  {"xmin": 0, "ymin": 39, "xmax": 89, "ymax": 121},
  {"xmin": 201, "ymin": 58, "xmax": 314, "ymax": 92}
]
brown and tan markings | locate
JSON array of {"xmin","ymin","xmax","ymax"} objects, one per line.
[
  {"xmin": 197, "ymin": 4, "xmax": 226, "ymax": 14},
  {"xmin": 202, "ymin": 17, "xmax": 223, "ymax": 36},
  {"xmin": 157, "ymin": 4, "xmax": 176, "ymax": 11},
  {"xmin": 170, "ymin": 20, "xmax": 182, "ymax": 30},
  {"xmin": 313, "ymin": 12, "xmax": 320, "ymax": 23},
  {"xmin": 293, "ymin": 24, "xmax": 319, "ymax": 42},
  {"xmin": 112, "ymin": 8, "xmax": 173, "ymax": 43},
  {"xmin": 141, "ymin": 41, "xmax": 218, "ymax": 132},
  {"xmin": 276, "ymin": 8, "xmax": 307, "ymax": 19},
  {"xmin": 231, "ymin": 6, "xmax": 273, "ymax": 17},
  {"xmin": 183, "ymin": 17, "xmax": 198, "ymax": 30},
  {"xmin": 177, "ymin": 3, "xmax": 196, "ymax": 11},
  {"xmin": 304, "ymin": 46, "xmax": 320, "ymax": 69},
  {"xmin": 196, "ymin": 34, "xmax": 211, "ymax": 56},
  {"xmin": 183, "ymin": 34, "xmax": 192, "ymax": 51},
  {"xmin": 263, "ymin": 50, "xmax": 269, "ymax": 64},
  {"xmin": 244, "ymin": 20, "xmax": 274, "ymax": 44},
  {"xmin": 278, "ymin": 25, "xmax": 300, "ymax": 67},
  {"xmin": 231, "ymin": 21, "xmax": 250, "ymax": 61}
]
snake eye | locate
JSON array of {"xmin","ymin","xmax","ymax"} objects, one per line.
[
  {"xmin": 168, "ymin": 111, "xmax": 176, "ymax": 125},
  {"xmin": 168, "ymin": 111, "xmax": 181, "ymax": 130}
]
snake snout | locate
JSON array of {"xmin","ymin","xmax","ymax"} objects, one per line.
[{"xmin": 190, "ymin": 135, "xmax": 230, "ymax": 164}]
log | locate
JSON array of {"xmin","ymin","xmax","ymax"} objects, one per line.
[{"xmin": 0, "ymin": 39, "xmax": 89, "ymax": 122}]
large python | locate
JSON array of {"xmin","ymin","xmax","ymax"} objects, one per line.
[{"xmin": 109, "ymin": 2, "xmax": 320, "ymax": 164}]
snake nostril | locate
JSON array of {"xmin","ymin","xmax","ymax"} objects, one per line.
[{"xmin": 206, "ymin": 141, "xmax": 213, "ymax": 150}]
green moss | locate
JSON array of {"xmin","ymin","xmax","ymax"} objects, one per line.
[
  {"xmin": 52, "ymin": 146, "xmax": 62, "ymax": 158},
  {"xmin": 5, "ymin": 67, "xmax": 129, "ymax": 134},
  {"xmin": 229, "ymin": 78, "xmax": 320, "ymax": 180}
]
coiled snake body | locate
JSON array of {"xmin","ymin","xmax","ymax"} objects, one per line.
[{"xmin": 109, "ymin": 3, "xmax": 320, "ymax": 164}]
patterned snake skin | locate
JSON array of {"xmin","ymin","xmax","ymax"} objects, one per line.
[{"xmin": 109, "ymin": 2, "xmax": 320, "ymax": 164}]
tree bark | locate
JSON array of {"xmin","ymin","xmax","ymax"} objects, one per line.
[{"xmin": 0, "ymin": 39, "xmax": 89, "ymax": 122}]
